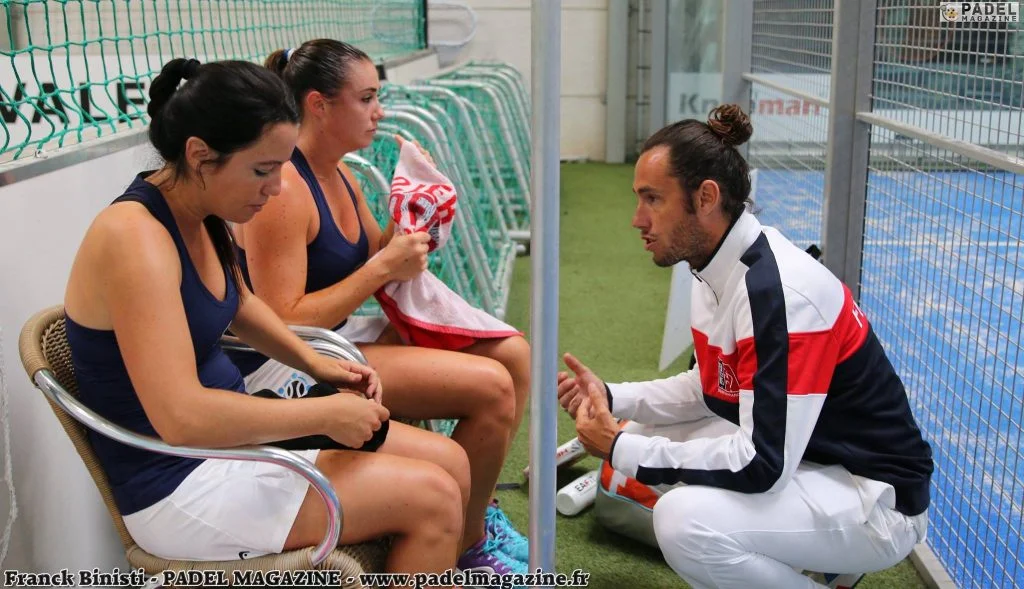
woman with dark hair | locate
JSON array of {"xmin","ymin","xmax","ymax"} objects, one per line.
[
  {"xmin": 231, "ymin": 39, "xmax": 530, "ymax": 574},
  {"xmin": 64, "ymin": 57, "xmax": 468, "ymax": 578}
]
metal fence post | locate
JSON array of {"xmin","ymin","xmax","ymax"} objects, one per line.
[
  {"xmin": 605, "ymin": 0, "xmax": 629, "ymax": 163},
  {"xmin": 648, "ymin": 0, "xmax": 669, "ymax": 135},
  {"xmin": 821, "ymin": 0, "xmax": 876, "ymax": 296},
  {"xmin": 721, "ymin": 0, "xmax": 754, "ymax": 159},
  {"xmin": 528, "ymin": 0, "xmax": 560, "ymax": 575}
]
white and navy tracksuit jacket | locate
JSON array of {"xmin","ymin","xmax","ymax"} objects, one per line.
[{"xmin": 607, "ymin": 212, "xmax": 933, "ymax": 516}]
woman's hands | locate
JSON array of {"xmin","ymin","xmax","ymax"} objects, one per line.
[
  {"xmin": 370, "ymin": 134, "xmax": 437, "ymax": 282},
  {"xmin": 309, "ymin": 357, "xmax": 389, "ymax": 448},
  {"xmin": 374, "ymin": 231, "xmax": 431, "ymax": 281},
  {"xmin": 395, "ymin": 134, "xmax": 435, "ymax": 166},
  {"xmin": 310, "ymin": 356, "xmax": 383, "ymax": 403},
  {"xmin": 322, "ymin": 393, "xmax": 391, "ymax": 448}
]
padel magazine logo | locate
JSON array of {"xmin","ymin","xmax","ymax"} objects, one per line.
[{"xmin": 939, "ymin": 2, "xmax": 1019, "ymax": 22}]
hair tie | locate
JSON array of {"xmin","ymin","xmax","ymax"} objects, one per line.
[
  {"xmin": 181, "ymin": 58, "xmax": 201, "ymax": 80},
  {"xmin": 284, "ymin": 48, "xmax": 295, "ymax": 62}
]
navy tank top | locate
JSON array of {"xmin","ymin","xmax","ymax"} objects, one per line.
[
  {"xmin": 65, "ymin": 173, "xmax": 245, "ymax": 515},
  {"xmin": 233, "ymin": 147, "xmax": 369, "ymax": 376}
]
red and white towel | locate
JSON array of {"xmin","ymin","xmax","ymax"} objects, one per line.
[{"xmin": 374, "ymin": 141, "xmax": 521, "ymax": 350}]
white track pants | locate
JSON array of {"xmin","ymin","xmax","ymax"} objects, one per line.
[{"xmin": 644, "ymin": 419, "xmax": 928, "ymax": 589}]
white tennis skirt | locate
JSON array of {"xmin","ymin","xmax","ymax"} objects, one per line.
[{"xmin": 122, "ymin": 449, "xmax": 320, "ymax": 561}]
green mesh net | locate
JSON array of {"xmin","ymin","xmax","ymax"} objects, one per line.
[{"xmin": 1, "ymin": 0, "xmax": 426, "ymax": 164}]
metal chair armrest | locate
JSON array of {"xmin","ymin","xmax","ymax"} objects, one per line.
[
  {"xmin": 220, "ymin": 325, "xmax": 368, "ymax": 365},
  {"xmin": 32, "ymin": 370, "xmax": 341, "ymax": 567}
]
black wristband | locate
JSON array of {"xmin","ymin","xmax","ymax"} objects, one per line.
[{"xmin": 608, "ymin": 430, "xmax": 624, "ymax": 465}]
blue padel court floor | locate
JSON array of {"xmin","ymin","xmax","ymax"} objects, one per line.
[{"xmin": 753, "ymin": 168, "xmax": 1023, "ymax": 588}]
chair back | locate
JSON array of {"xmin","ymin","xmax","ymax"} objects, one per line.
[{"xmin": 18, "ymin": 305, "xmax": 135, "ymax": 550}]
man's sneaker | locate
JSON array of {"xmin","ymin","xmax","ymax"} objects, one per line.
[
  {"xmin": 824, "ymin": 573, "xmax": 865, "ymax": 589},
  {"xmin": 485, "ymin": 500, "xmax": 529, "ymax": 563},
  {"xmin": 457, "ymin": 536, "xmax": 528, "ymax": 576}
]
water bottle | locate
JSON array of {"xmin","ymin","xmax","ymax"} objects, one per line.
[
  {"xmin": 522, "ymin": 437, "xmax": 588, "ymax": 479},
  {"xmin": 556, "ymin": 470, "xmax": 600, "ymax": 516}
]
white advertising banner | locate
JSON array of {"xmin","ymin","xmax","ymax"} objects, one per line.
[
  {"xmin": 667, "ymin": 72, "xmax": 1021, "ymax": 147},
  {"xmin": 2, "ymin": 55, "xmax": 168, "ymax": 152}
]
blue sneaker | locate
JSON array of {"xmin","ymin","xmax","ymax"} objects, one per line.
[
  {"xmin": 485, "ymin": 500, "xmax": 529, "ymax": 563},
  {"xmin": 457, "ymin": 537, "xmax": 528, "ymax": 578}
]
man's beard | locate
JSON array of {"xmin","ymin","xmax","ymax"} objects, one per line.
[{"xmin": 653, "ymin": 222, "xmax": 711, "ymax": 269}]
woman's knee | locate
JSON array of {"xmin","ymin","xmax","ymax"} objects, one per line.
[
  {"xmin": 505, "ymin": 337, "xmax": 532, "ymax": 395},
  {"xmin": 313, "ymin": 452, "xmax": 463, "ymax": 539},
  {"xmin": 502, "ymin": 336, "xmax": 531, "ymax": 373},
  {"xmin": 435, "ymin": 437, "xmax": 471, "ymax": 507},
  {"xmin": 473, "ymin": 359, "xmax": 517, "ymax": 427},
  {"xmin": 404, "ymin": 462, "xmax": 465, "ymax": 536}
]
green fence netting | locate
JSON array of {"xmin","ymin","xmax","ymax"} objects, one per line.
[{"xmin": 1, "ymin": 0, "xmax": 426, "ymax": 164}]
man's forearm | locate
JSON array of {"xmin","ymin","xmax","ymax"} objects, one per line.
[{"xmin": 607, "ymin": 368, "xmax": 713, "ymax": 424}]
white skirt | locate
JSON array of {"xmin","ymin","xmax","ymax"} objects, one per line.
[{"xmin": 122, "ymin": 449, "xmax": 320, "ymax": 561}]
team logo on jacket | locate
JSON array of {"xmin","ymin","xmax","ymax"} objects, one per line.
[{"xmin": 718, "ymin": 359, "xmax": 739, "ymax": 395}]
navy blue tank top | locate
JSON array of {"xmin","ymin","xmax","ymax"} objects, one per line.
[
  {"xmin": 65, "ymin": 173, "xmax": 245, "ymax": 515},
  {"xmin": 233, "ymin": 147, "xmax": 369, "ymax": 375}
]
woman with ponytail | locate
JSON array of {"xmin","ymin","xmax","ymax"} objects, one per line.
[
  {"xmin": 63, "ymin": 58, "xmax": 469, "ymax": 577},
  {"xmin": 232, "ymin": 39, "xmax": 531, "ymax": 574}
]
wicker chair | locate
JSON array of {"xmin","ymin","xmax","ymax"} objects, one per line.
[{"xmin": 18, "ymin": 306, "xmax": 388, "ymax": 588}]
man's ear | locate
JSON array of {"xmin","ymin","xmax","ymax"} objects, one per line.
[{"xmin": 695, "ymin": 179, "xmax": 722, "ymax": 216}]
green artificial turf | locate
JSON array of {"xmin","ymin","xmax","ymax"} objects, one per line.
[{"xmin": 492, "ymin": 162, "xmax": 927, "ymax": 589}]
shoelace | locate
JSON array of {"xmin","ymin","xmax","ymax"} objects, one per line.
[
  {"xmin": 482, "ymin": 536, "xmax": 504, "ymax": 555},
  {"xmin": 487, "ymin": 508, "xmax": 526, "ymax": 546},
  {"xmin": 476, "ymin": 537, "xmax": 523, "ymax": 574}
]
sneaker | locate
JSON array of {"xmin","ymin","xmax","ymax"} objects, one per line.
[
  {"xmin": 457, "ymin": 537, "xmax": 528, "ymax": 577},
  {"xmin": 824, "ymin": 573, "xmax": 865, "ymax": 589},
  {"xmin": 485, "ymin": 500, "xmax": 529, "ymax": 563}
]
